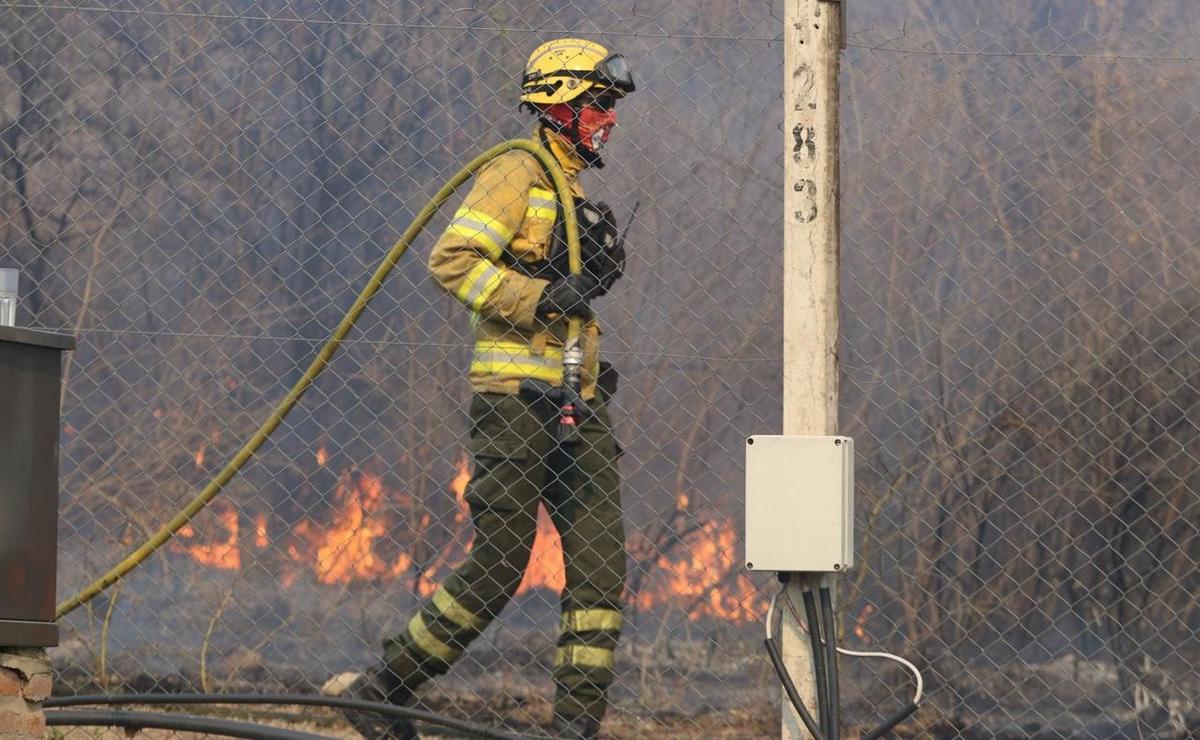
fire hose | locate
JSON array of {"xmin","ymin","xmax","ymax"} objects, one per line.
[
  {"xmin": 56, "ymin": 138, "xmax": 584, "ymax": 619},
  {"xmin": 45, "ymin": 693, "xmax": 528, "ymax": 739},
  {"xmin": 45, "ymin": 709, "xmax": 328, "ymax": 739}
]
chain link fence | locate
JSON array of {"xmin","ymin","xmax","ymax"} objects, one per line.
[{"xmin": 3, "ymin": 0, "xmax": 1198, "ymax": 737}]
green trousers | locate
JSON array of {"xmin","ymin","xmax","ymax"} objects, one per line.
[{"xmin": 383, "ymin": 392, "xmax": 626, "ymax": 724}]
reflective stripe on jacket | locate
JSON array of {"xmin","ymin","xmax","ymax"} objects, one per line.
[{"xmin": 428, "ymin": 128, "xmax": 601, "ymax": 399}]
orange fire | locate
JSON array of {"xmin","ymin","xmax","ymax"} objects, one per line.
[
  {"xmin": 853, "ymin": 604, "xmax": 876, "ymax": 643},
  {"xmin": 413, "ymin": 456, "xmax": 475, "ymax": 597},
  {"xmin": 254, "ymin": 513, "xmax": 269, "ymax": 549},
  {"xmin": 171, "ymin": 454, "xmax": 764, "ymax": 623},
  {"xmin": 517, "ymin": 504, "xmax": 566, "ymax": 595},
  {"xmin": 451, "ymin": 456, "xmax": 471, "ymax": 523},
  {"xmin": 636, "ymin": 520, "xmax": 767, "ymax": 623},
  {"xmin": 176, "ymin": 508, "xmax": 240, "ymax": 570},
  {"xmin": 293, "ymin": 471, "xmax": 392, "ymax": 584},
  {"xmin": 194, "ymin": 444, "xmax": 206, "ymax": 469}
]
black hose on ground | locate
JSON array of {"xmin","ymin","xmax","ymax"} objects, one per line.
[
  {"xmin": 819, "ymin": 586, "xmax": 842, "ymax": 739},
  {"xmin": 802, "ymin": 588, "xmax": 832, "ymax": 738},
  {"xmin": 45, "ymin": 709, "xmax": 328, "ymax": 739},
  {"xmin": 43, "ymin": 693, "xmax": 524, "ymax": 740},
  {"xmin": 762, "ymin": 638, "xmax": 825, "ymax": 740}
]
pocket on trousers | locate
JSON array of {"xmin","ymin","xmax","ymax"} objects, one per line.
[
  {"xmin": 468, "ymin": 394, "xmax": 530, "ymax": 462},
  {"xmin": 469, "ymin": 433, "xmax": 529, "ymax": 462}
]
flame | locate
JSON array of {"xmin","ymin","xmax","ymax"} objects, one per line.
[
  {"xmin": 451, "ymin": 456, "xmax": 471, "ymax": 524},
  {"xmin": 254, "ymin": 513, "xmax": 269, "ymax": 549},
  {"xmin": 854, "ymin": 604, "xmax": 876, "ymax": 643},
  {"xmin": 176, "ymin": 508, "xmax": 240, "ymax": 570},
  {"xmin": 517, "ymin": 504, "xmax": 566, "ymax": 595},
  {"xmin": 636, "ymin": 519, "xmax": 766, "ymax": 622},
  {"xmin": 194, "ymin": 444, "xmax": 206, "ymax": 469},
  {"xmin": 412, "ymin": 455, "xmax": 476, "ymax": 596},
  {"xmin": 294, "ymin": 471, "xmax": 391, "ymax": 584},
  {"xmin": 391, "ymin": 552, "xmax": 415, "ymax": 580},
  {"xmin": 168, "ymin": 454, "xmax": 764, "ymax": 624}
]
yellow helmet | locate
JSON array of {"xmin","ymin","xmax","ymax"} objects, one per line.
[{"xmin": 520, "ymin": 38, "xmax": 635, "ymax": 106}]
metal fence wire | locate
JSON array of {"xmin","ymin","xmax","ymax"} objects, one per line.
[{"xmin": 2, "ymin": 0, "xmax": 1198, "ymax": 737}]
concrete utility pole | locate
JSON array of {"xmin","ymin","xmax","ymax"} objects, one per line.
[{"xmin": 782, "ymin": 0, "xmax": 843, "ymax": 738}]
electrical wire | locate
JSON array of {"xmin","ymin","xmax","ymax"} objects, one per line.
[
  {"xmin": 55, "ymin": 138, "xmax": 581, "ymax": 619},
  {"xmin": 44, "ymin": 709, "xmax": 328, "ymax": 739},
  {"xmin": 802, "ymin": 587, "xmax": 833, "ymax": 739},
  {"xmin": 5, "ymin": 3, "xmax": 780, "ymax": 42},
  {"xmin": 818, "ymin": 586, "xmax": 842, "ymax": 739},
  {"xmin": 834, "ymin": 647, "xmax": 925, "ymax": 706},
  {"xmin": 763, "ymin": 588, "xmax": 825, "ymax": 740},
  {"xmin": 845, "ymin": 40, "xmax": 1200, "ymax": 63},
  {"xmin": 766, "ymin": 590, "xmax": 778, "ymax": 640},
  {"xmin": 44, "ymin": 693, "xmax": 525, "ymax": 740},
  {"xmin": 782, "ymin": 587, "xmax": 925, "ymax": 706},
  {"xmin": 768, "ymin": 584, "xmax": 923, "ymax": 739},
  {"xmin": 763, "ymin": 638, "xmax": 826, "ymax": 740},
  {"xmin": 40, "ymin": 325, "xmax": 779, "ymax": 365}
]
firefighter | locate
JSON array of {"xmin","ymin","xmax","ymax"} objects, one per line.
[{"xmin": 340, "ymin": 39, "xmax": 635, "ymax": 740}]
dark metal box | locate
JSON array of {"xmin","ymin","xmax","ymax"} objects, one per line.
[{"xmin": 0, "ymin": 326, "xmax": 74, "ymax": 647}]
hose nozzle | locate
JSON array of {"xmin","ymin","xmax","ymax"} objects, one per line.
[{"xmin": 557, "ymin": 343, "xmax": 585, "ymax": 443}]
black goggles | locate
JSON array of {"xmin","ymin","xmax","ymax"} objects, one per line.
[
  {"xmin": 592, "ymin": 53, "xmax": 635, "ymax": 94},
  {"xmin": 525, "ymin": 53, "xmax": 636, "ymax": 95}
]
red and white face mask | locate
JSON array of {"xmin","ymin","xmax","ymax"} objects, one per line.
[{"xmin": 544, "ymin": 102, "xmax": 619, "ymax": 153}]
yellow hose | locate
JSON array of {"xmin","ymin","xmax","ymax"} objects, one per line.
[{"xmin": 57, "ymin": 139, "xmax": 580, "ymax": 619}]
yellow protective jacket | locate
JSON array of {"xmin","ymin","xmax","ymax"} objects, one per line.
[{"xmin": 429, "ymin": 127, "xmax": 602, "ymax": 400}]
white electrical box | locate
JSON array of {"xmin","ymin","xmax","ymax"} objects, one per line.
[{"xmin": 744, "ymin": 435, "xmax": 854, "ymax": 572}]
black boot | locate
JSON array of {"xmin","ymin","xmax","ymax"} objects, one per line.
[
  {"xmin": 550, "ymin": 713, "xmax": 601, "ymax": 740},
  {"xmin": 333, "ymin": 666, "xmax": 417, "ymax": 740}
]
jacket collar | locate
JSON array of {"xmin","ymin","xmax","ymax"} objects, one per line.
[{"xmin": 536, "ymin": 124, "xmax": 587, "ymax": 179}]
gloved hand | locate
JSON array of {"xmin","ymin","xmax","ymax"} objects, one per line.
[{"xmin": 536, "ymin": 274, "xmax": 601, "ymax": 320}]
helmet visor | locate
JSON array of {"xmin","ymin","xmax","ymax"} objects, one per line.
[{"xmin": 592, "ymin": 54, "xmax": 635, "ymax": 94}]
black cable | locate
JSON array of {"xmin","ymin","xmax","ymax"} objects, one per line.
[
  {"xmin": 762, "ymin": 638, "xmax": 825, "ymax": 740},
  {"xmin": 802, "ymin": 588, "xmax": 832, "ymax": 738},
  {"xmin": 861, "ymin": 703, "xmax": 920, "ymax": 740},
  {"xmin": 819, "ymin": 587, "xmax": 842, "ymax": 740},
  {"xmin": 43, "ymin": 693, "xmax": 523, "ymax": 740},
  {"xmin": 784, "ymin": 588, "xmax": 923, "ymax": 740},
  {"xmin": 45, "ymin": 709, "xmax": 327, "ymax": 739}
]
